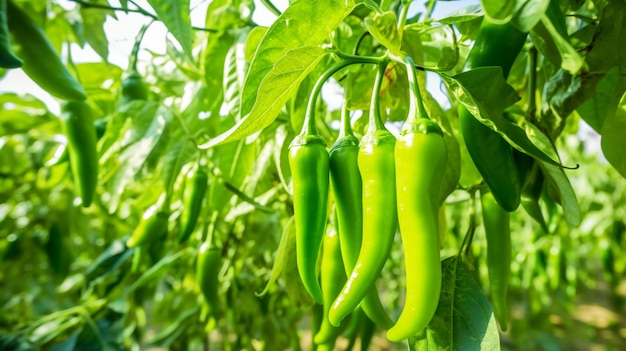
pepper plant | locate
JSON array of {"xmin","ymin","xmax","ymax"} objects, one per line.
[{"xmin": 1, "ymin": 0, "xmax": 625, "ymax": 350}]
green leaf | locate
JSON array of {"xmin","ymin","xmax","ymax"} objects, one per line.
[
  {"xmin": 223, "ymin": 35, "xmax": 247, "ymax": 118},
  {"xmin": 0, "ymin": 94, "xmax": 53, "ymax": 135},
  {"xmin": 410, "ymin": 256, "xmax": 501, "ymax": 351},
  {"xmin": 257, "ymin": 216, "xmax": 294, "ymax": 296},
  {"xmin": 537, "ymin": 161, "xmax": 580, "ymax": 226},
  {"xmin": 365, "ymin": 12, "xmax": 401, "ymax": 55},
  {"xmin": 531, "ymin": 14, "xmax": 585, "ymax": 75},
  {"xmin": 146, "ymin": 0, "xmax": 194, "ymax": 59},
  {"xmin": 601, "ymin": 91, "xmax": 626, "ymax": 179},
  {"xmin": 80, "ymin": 5, "xmax": 110, "ymax": 61},
  {"xmin": 585, "ymin": 0, "xmax": 626, "ymax": 73},
  {"xmin": 441, "ymin": 67, "xmax": 566, "ymax": 168},
  {"xmin": 240, "ymin": 0, "xmax": 355, "ymax": 117},
  {"xmin": 481, "ymin": 0, "xmax": 515, "ymax": 23},
  {"xmin": 577, "ymin": 66, "xmax": 626, "ymax": 132},
  {"xmin": 509, "ymin": 0, "xmax": 550, "ymax": 33},
  {"xmin": 199, "ymin": 46, "xmax": 328, "ymax": 148}
]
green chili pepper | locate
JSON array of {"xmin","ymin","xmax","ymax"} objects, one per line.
[
  {"xmin": 121, "ymin": 71, "xmax": 149, "ymax": 103},
  {"xmin": 6, "ymin": 0, "xmax": 87, "ymax": 100},
  {"xmin": 480, "ymin": 190, "xmax": 511, "ymax": 331},
  {"xmin": 0, "ymin": 0, "xmax": 22, "ymax": 68},
  {"xmin": 329, "ymin": 106, "xmax": 393, "ymax": 328},
  {"xmin": 196, "ymin": 240, "xmax": 221, "ymax": 316},
  {"xmin": 459, "ymin": 18, "xmax": 527, "ymax": 212},
  {"xmin": 288, "ymin": 65, "xmax": 333, "ymax": 304},
  {"xmin": 329, "ymin": 62, "xmax": 396, "ymax": 327},
  {"xmin": 289, "ymin": 134, "xmax": 328, "ymax": 304},
  {"xmin": 61, "ymin": 101, "xmax": 99, "ymax": 207},
  {"xmin": 386, "ymin": 56, "xmax": 446, "ymax": 342},
  {"xmin": 45, "ymin": 223, "xmax": 71, "ymax": 278},
  {"xmin": 314, "ymin": 226, "xmax": 346, "ymax": 345},
  {"xmin": 126, "ymin": 205, "xmax": 169, "ymax": 248},
  {"xmin": 178, "ymin": 164, "xmax": 208, "ymax": 244}
]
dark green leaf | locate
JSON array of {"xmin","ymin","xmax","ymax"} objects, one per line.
[
  {"xmin": 601, "ymin": 91, "xmax": 626, "ymax": 179},
  {"xmin": 410, "ymin": 256, "xmax": 501, "ymax": 351},
  {"xmin": 441, "ymin": 67, "xmax": 566, "ymax": 167}
]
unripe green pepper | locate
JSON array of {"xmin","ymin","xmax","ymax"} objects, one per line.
[
  {"xmin": 178, "ymin": 164, "xmax": 208, "ymax": 244},
  {"xmin": 6, "ymin": 0, "xmax": 87, "ymax": 100},
  {"xmin": 0, "ymin": 0, "xmax": 22, "ymax": 68},
  {"xmin": 329, "ymin": 63, "xmax": 395, "ymax": 328},
  {"xmin": 314, "ymin": 227, "xmax": 346, "ymax": 345},
  {"xmin": 387, "ymin": 118, "xmax": 447, "ymax": 342},
  {"xmin": 196, "ymin": 240, "xmax": 221, "ymax": 316},
  {"xmin": 329, "ymin": 108, "xmax": 393, "ymax": 328},
  {"xmin": 126, "ymin": 205, "xmax": 169, "ymax": 248},
  {"xmin": 459, "ymin": 18, "xmax": 527, "ymax": 212},
  {"xmin": 121, "ymin": 71, "xmax": 149, "ymax": 103},
  {"xmin": 288, "ymin": 135, "xmax": 329, "ymax": 304},
  {"xmin": 61, "ymin": 101, "xmax": 99, "ymax": 207},
  {"xmin": 480, "ymin": 190, "xmax": 511, "ymax": 331}
]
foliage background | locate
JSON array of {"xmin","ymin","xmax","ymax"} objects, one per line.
[{"xmin": 1, "ymin": 0, "xmax": 625, "ymax": 350}]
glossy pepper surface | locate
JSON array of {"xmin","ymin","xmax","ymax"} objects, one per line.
[
  {"xmin": 329, "ymin": 63, "xmax": 396, "ymax": 327},
  {"xmin": 126, "ymin": 205, "xmax": 169, "ymax": 248},
  {"xmin": 289, "ymin": 134, "xmax": 329, "ymax": 304},
  {"xmin": 61, "ymin": 101, "xmax": 99, "ymax": 207},
  {"xmin": 481, "ymin": 190, "xmax": 511, "ymax": 330},
  {"xmin": 6, "ymin": 0, "xmax": 87, "ymax": 100},
  {"xmin": 178, "ymin": 165, "xmax": 208, "ymax": 244},
  {"xmin": 329, "ymin": 108, "xmax": 393, "ymax": 328},
  {"xmin": 459, "ymin": 18, "xmax": 526, "ymax": 212},
  {"xmin": 0, "ymin": 0, "xmax": 22, "ymax": 68},
  {"xmin": 314, "ymin": 227, "xmax": 346, "ymax": 345},
  {"xmin": 196, "ymin": 241, "xmax": 221, "ymax": 315}
]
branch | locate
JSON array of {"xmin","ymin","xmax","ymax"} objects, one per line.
[{"xmin": 68, "ymin": 0, "xmax": 218, "ymax": 33}]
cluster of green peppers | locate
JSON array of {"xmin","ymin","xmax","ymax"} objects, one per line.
[{"xmin": 288, "ymin": 57, "xmax": 448, "ymax": 345}]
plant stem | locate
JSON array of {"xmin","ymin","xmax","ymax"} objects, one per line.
[
  {"xmin": 390, "ymin": 54, "xmax": 429, "ymax": 126},
  {"xmin": 301, "ymin": 56, "xmax": 383, "ymax": 136},
  {"xmin": 259, "ymin": 0, "xmax": 282, "ymax": 17},
  {"xmin": 367, "ymin": 62, "xmax": 389, "ymax": 132},
  {"xmin": 68, "ymin": 0, "xmax": 218, "ymax": 32}
]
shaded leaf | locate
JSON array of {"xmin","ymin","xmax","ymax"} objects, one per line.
[
  {"xmin": 410, "ymin": 256, "xmax": 501, "ymax": 351},
  {"xmin": 601, "ymin": 91, "xmax": 626, "ymax": 178}
]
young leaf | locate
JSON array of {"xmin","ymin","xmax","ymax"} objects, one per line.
[
  {"xmin": 199, "ymin": 46, "xmax": 327, "ymax": 148},
  {"xmin": 256, "ymin": 216, "xmax": 294, "ymax": 296},
  {"xmin": 409, "ymin": 256, "xmax": 501, "ymax": 351},
  {"xmin": 509, "ymin": 0, "xmax": 550, "ymax": 33},
  {"xmin": 365, "ymin": 12, "xmax": 401, "ymax": 55},
  {"xmin": 79, "ymin": 5, "xmax": 110, "ymax": 61},
  {"xmin": 240, "ymin": 0, "xmax": 355, "ymax": 117},
  {"xmin": 146, "ymin": 0, "xmax": 194, "ymax": 59}
]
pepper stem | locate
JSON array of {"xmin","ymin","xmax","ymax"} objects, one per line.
[
  {"xmin": 367, "ymin": 61, "xmax": 390, "ymax": 133},
  {"xmin": 301, "ymin": 57, "xmax": 382, "ymax": 137}
]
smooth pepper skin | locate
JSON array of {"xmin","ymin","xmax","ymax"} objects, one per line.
[
  {"xmin": 329, "ymin": 136, "xmax": 393, "ymax": 329},
  {"xmin": 459, "ymin": 18, "xmax": 527, "ymax": 212},
  {"xmin": 0, "ymin": 0, "xmax": 22, "ymax": 68},
  {"xmin": 178, "ymin": 166, "xmax": 208, "ymax": 244},
  {"xmin": 121, "ymin": 71, "xmax": 149, "ymax": 103},
  {"xmin": 329, "ymin": 130, "xmax": 397, "ymax": 327},
  {"xmin": 126, "ymin": 205, "xmax": 169, "ymax": 248},
  {"xmin": 61, "ymin": 101, "xmax": 99, "ymax": 207},
  {"xmin": 386, "ymin": 120, "xmax": 447, "ymax": 342},
  {"xmin": 288, "ymin": 135, "xmax": 329, "ymax": 304},
  {"xmin": 6, "ymin": 0, "xmax": 87, "ymax": 100},
  {"xmin": 314, "ymin": 228, "xmax": 346, "ymax": 345},
  {"xmin": 196, "ymin": 241, "xmax": 222, "ymax": 317},
  {"xmin": 481, "ymin": 190, "xmax": 511, "ymax": 331}
]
